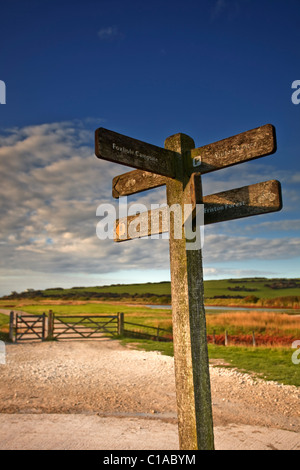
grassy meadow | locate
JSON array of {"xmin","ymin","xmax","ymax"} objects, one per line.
[
  {"xmin": 2, "ymin": 300, "xmax": 298, "ymax": 340},
  {"xmin": 3, "ymin": 277, "xmax": 300, "ymax": 308},
  {"xmin": 1, "ymin": 278, "xmax": 300, "ymax": 386},
  {"xmin": 41, "ymin": 278, "xmax": 300, "ymax": 301}
]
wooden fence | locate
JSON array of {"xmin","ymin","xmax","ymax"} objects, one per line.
[
  {"xmin": 123, "ymin": 320, "xmax": 173, "ymax": 342},
  {"xmin": 210, "ymin": 329, "xmax": 257, "ymax": 347},
  {"xmin": 8, "ymin": 311, "xmax": 276, "ymax": 346}
]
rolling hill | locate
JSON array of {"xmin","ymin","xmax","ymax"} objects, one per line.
[{"xmin": 2, "ymin": 278, "xmax": 300, "ymax": 308}]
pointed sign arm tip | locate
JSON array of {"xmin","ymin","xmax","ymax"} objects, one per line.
[
  {"xmin": 95, "ymin": 127, "xmax": 176, "ymax": 178},
  {"xmin": 188, "ymin": 123, "xmax": 277, "ymax": 174},
  {"xmin": 113, "ymin": 177, "xmax": 283, "ymax": 242}
]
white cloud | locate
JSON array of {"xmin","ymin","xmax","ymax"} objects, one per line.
[
  {"xmin": 211, "ymin": 0, "xmax": 227, "ymax": 20},
  {"xmin": 202, "ymin": 232, "xmax": 300, "ymax": 262},
  {"xmin": 203, "ymin": 266, "xmax": 277, "ymax": 279},
  {"xmin": 0, "ymin": 119, "xmax": 172, "ymax": 294},
  {"xmin": 291, "ymin": 172, "xmax": 300, "ymax": 183},
  {"xmin": 97, "ymin": 26, "xmax": 124, "ymax": 41},
  {"xmin": 0, "ymin": 119, "xmax": 298, "ymax": 296},
  {"xmin": 211, "ymin": 0, "xmax": 247, "ymax": 21},
  {"xmin": 243, "ymin": 219, "xmax": 300, "ymax": 233}
]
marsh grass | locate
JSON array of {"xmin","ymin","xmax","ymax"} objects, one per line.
[
  {"xmin": 206, "ymin": 311, "xmax": 300, "ymax": 337},
  {"xmin": 1, "ymin": 301, "xmax": 299, "ymax": 386}
]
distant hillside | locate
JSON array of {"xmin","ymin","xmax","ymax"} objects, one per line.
[{"xmin": 2, "ymin": 278, "xmax": 300, "ymax": 308}]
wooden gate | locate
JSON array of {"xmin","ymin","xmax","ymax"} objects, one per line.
[
  {"xmin": 15, "ymin": 314, "xmax": 46, "ymax": 342},
  {"xmin": 50, "ymin": 314, "xmax": 120, "ymax": 340},
  {"xmin": 10, "ymin": 312, "xmax": 123, "ymax": 342}
]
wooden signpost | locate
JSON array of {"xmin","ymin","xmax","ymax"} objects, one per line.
[
  {"xmin": 111, "ymin": 124, "xmax": 276, "ymax": 197},
  {"xmin": 95, "ymin": 124, "xmax": 282, "ymax": 451},
  {"xmin": 113, "ymin": 178, "xmax": 282, "ymax": 240},
  {"xmin": 95, "ymin": 127, "xmax": 177, "ymax": 177}
]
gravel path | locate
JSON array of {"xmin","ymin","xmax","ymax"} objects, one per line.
[{"xmin": 0, "ymin": 339, "xmax": 299, "ymax": 450}]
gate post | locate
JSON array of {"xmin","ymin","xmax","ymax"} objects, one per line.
[
  {"xmin": 47, "ymin": 310, "xmax": 54, "ymax": 339},
  {"xmin": 42, "ymin": 313, "xmax": 46, "ymax": 341},
  {"xmin": 118, "ymin": 312, "xmax": 124, "ymax": 336},
  {"xmin": 15, "ymin": 314, "xmax": 19, "ymax": 343},
  {"xmin": 9, "ymin": 311, "xmax": 14, "ymax": 343}
]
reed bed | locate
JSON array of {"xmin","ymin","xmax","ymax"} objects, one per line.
[{"xmin": 206, "ymin": 311, "xmax": 300, "ymax": 336}]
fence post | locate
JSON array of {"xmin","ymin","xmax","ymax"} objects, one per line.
[
  {"xmin": 48, "ymin": 310, "xmax": 54, "ymax": 339},
  {"xmin": 118, "ymin": 312, "xmax": 124, "ymax": 336},
  {"xmin": 225, "ymin": 330, "xmax": 228, "ymax": 346},
  {"xmin": 252, "ymin": 331, "xmax": 256, "ymax": 347},
  {"xmin": 9, "ymin": 311, "xmax": 14, "ymax": 342},
  {"xmin": 156, "ymin": 327, "xmax": 160, "ymax": 342},
  {"xmin": 212, "ymin": 330, "xmax": 216, "ymax": 345}
]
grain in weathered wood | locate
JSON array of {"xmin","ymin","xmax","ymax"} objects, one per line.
[
  {"xmin": 204, "ymin": 179, "xmax": 282, "ymax": 224},
  {"xmin": 188, "ymin": 124, "xmax": 276, "ymax": 174},
  {"xmin": 182, "ymin": 173, "xmax": 203, "ymax": 223},
  {"xmin": 164, "ymin": 132, "xmax": 214, "ymax": 451},
  {"xmin": 112, "ymin": 169, "xmax": 168, "ymax": 198},
  {"xmin": 95, "ymin": 128, "xmax": 177, "ymax": 177},
  {"xmin": 114, "ymin": 179, "xmax": 282, "ymax": 241},
  {"xmin": 111, "ymin": 124, "xmax": 276, "ymax": 198},
  {"xmin": 47, "ymin": 310, "xmax": 54, "ymax": 339},
  {"xmin": 114, "ymin": 205, "xmax": 170, "ymax": 241}
]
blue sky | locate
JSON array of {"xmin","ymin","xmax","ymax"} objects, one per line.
[{"xmin": 0, "ymin": 0, "xmax": 299, "ymax": 295}]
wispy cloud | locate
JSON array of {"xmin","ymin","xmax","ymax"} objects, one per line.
[
  {"xmin": 244, "ymin": 219, "xmax": 300, "ymax": 233},
  {"xmin": 211, "ymin": 0, "xmax": 227, "ymax": 20},
  {"xmin": 97, "ymin": 26, "xmax": 124, "ymax": 41},
  {"xmin": 0, "ymin": 120, "xmax": 170, "ymax": 294},
  {"xmin": 0, "ymin": 119, "xmax": 298, "ymax": 295},
  {"xmin": 202, "ymin": 233, "xmax": 300, "ymax": 263},
  {"xmin": 211, "ymin": 0, "xmax": 244, "ymax": 21}
]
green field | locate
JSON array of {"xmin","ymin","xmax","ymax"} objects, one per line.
[
  {"xmin": 41, "ymin": 277, "xmax": 300, "ymax": 300},
  {"xmin": 205, "ymin": 278, "xmax": 300, "ymax": 299},
  {"xmin": 0, "ymin": 313, "xmax": 9, "ymax": 341},
  {"xmin": 2, "ymin": 278, "xmax": 300, "ymax": 308},
  {"xmin": 1, "ymin": 278, "xmax": 300, "ymax": 387},
  {"xmin": 209, "ymin": 345, "xmax": 300, "ymax": 387},
  {"xmin": 43, "ymin": 282, "xmax": 171, "ymax": 297},
  {"xmin": 1, "ymin": 300, "xmax": 299, "ymax": 387},
  {"xmin": 118, "ymin": 339, "xmax": 300, "ymax": 387}
]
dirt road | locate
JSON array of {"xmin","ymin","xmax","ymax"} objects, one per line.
[{"xmin": 0, "ymin": 338, "xmax": 299, "ymax": 450}]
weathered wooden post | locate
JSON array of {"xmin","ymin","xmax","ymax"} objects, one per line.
[
  {"xmin": 9, "ymin": 311, "xmax": 14, "ymax": 342},
  {"xmin": 42, "ymin": 313, "xmax": 46, "ymax": 341},
  {"xmin": 225, "ymin": 330, "xmax": 229, "ymax": 346},
  {"xmin": 94, "ymin": 122, "xmax": 282, "ymax": 451},
  {"xmin": 47, "ymin": 310, "xmax": 54, "ymax": 339},
  {"xmin": 117, "ymin": 312, "xmax": 124, "ymax": 336},
  {"xmin": 164, "ymin": 133, "xmax": 214, "ymax": 450},
  {"xmin": 15, "ymin": 314, "xmax": 18, "ymax": 344}
]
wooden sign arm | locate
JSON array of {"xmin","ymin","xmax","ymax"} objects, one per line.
[
  {"xmin": 113, "ymin": 179, "xmax": 282, "ymax": 242},
  {"xmin": 95, "ymin": 127, "xmax": 177, "ymax": 178},
  {"xmin": 204, "ymin": 179, "xmax": 282, "ymax": 224},
  {"xmin": 110, "ymin": 124, "xmax": 277, "ymax": 197},
  {"xmin": 112, "ymin": 170, "xmax": 168, "ymax": 198},
  {"xmin": 187, "ymin": 124, "xmax": 277, "ymax": 174}
]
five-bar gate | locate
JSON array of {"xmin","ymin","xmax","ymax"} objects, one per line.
[
  {"xmin": 51, "ymin": 314, "xmax": 120, "ymax": 340},
  {"xmin": 15, "ymin": 314, "xmax": 46, "ymax": 342},
  {"xmin": 10, "ymin": 311, "xmax": 123, "ymax": 342}
]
